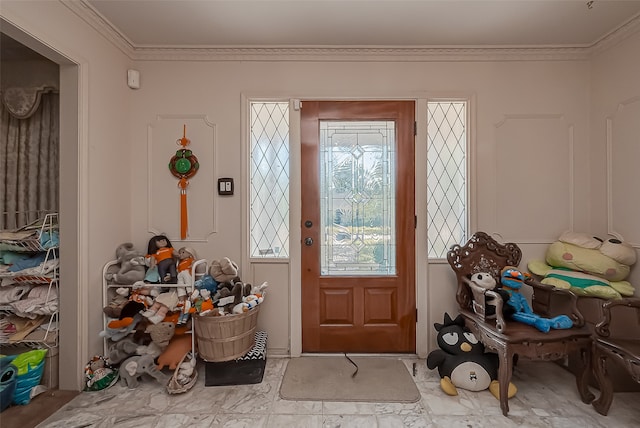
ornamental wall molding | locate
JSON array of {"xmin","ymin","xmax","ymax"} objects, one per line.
[{"xmin": 63, "ymin": 0, "xmax": 640, "ymax": 62}]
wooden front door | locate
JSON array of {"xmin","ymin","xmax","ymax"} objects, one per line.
[{"xmin": 301, "ymin": 100, "xmax": 416, "ymax": 353}]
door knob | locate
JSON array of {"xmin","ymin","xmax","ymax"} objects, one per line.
[{"xmin": 304, "ymin": 237, "xmax": 313, "ymax": 246}]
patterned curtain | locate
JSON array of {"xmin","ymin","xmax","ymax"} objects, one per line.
[{"xmin": 0, "ymin": 87, "xmax": 59, "ymax": 230}]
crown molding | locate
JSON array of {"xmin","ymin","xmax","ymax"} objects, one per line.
[
  {"xmin": 590, "ymin": 13, "xmax": 640, "ymax": 56},
  {"xmin": 64, "ymin": 1, "xmax": 639, "ymax": 62},
  {"xmin": 130, "ymin": 46, "xmax": 591, "ymax": 62},
  {"xmin": 62, "ymin": 0, "xmax": 135, "ymax": 54}
]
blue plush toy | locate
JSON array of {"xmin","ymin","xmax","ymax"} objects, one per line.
[
  {"xmin": 0, "ymin": 356, "xmax": 18, "ymax": 411},
  {"xmin": 193, "ymin": 274, "xmax": 218, "ymax": 294},
  {"xmin": 500, "ymin": 266, "xmax": 573, "ymax": 333}
]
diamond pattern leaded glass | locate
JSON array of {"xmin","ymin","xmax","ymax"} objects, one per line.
[
  {"xmin": 427, "ymin": 101, "xmax": 467, "ymax": 258},
  {"xmin": 250, "ymin": 102, "xmax": 289, "ymax": 258},
  {"xmin": 320, "ymin": 120, "xmax": 396, "ymax": 275}
]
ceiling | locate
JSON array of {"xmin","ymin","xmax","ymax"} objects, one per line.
[
  {"xmin": 2, "ymin": 1, "xmax": 640, "ymax": 62},
  {"xmin": 83, "ymin": 0, "xmax": 640, "ymax": 48}
]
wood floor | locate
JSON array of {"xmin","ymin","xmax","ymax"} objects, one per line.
[{"xmin": 1, "ymin": 389, "xmax": 78, "ymax": 428}]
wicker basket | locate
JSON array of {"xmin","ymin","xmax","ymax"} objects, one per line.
[
  {"xmin": 166, "ymin": 351, "xmax": 198, "ymax": 394},
  {"xmin": 194, "ymin": 306, "xmax": 260, "ymax": 362}
]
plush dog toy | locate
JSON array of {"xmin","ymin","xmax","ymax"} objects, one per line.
[
  {"xmin": 427, "ymin": 312, "xmax": 516, "ymax": 399},
  {"xmin": 528, "ymin": 231, "xmax": 636, "ymax": 300},
  {"xmin": 501, "ymin": 266, "xmax": 573, "ymax": 333}
]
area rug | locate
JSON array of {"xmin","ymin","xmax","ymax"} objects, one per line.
[{"xmin": 279, "ymin": 356, "xmax": 420, "ymax": 403}]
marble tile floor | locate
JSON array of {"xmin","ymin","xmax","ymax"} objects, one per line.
[{"xmin": 36, "ymin": 357, "xmax": 639, "ymax": 428}]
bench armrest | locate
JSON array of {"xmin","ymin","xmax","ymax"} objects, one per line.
[{"xmin": 526, "ymin": 276, "xmax": 584, "ymax": 327}]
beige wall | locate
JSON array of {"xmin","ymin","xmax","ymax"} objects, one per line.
[
  {"xmin": 2, "ymin": 1, "xmax": 133, "ymax": 389},
  {"xmin": 2, "ymin": 0, "xmax": 639, "ymax": 389},
  {"xmin": 128, "ymin": 59, "xmax": 592, "ymax": 354},
  {"xmin": 590, "ymin": 30, "xmax": 640, "ymax": 294}
]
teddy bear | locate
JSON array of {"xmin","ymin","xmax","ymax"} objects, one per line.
[
  {"xmin": 145, "ymin": 321, "xmax": 176, "ymax": 349},
  {"xmin": 104, "ymin": 243, "xmax": 146, "ymax": 285},
  {"xmin": 209, "ymin": 257, "xmax": 240, "ymax": 284},
  {"xmin": 427, "ymin": 312, "xmax": 516, "ymax": 399},
  {"xmin": 528, "ymin": 231, "xmax": 637, "ymax": 300}
]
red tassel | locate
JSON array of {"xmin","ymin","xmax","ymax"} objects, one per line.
[
  {"xmin": 181, "ymin": 191, "xmax": 187, "ymax": 240},
  {"xmin": 179, "ymin": 178, "xmax": 189, "ymax": 239}
]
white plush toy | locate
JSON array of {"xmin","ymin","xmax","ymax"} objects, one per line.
[
  {"xmin": 232, "ymin": 293, "xmax": 264, "ymax": 314},
  {"xmin": 175, "ymin": 353, "xmax": 197, "ymax": 386},
  {"xmin": 251, "ymin": 281, "xmax": 269, "ymax": 295},
  {"xmin": 141, "ymin": 290, "xmax": 179, "ymax": 324},
  {"xmin": 469, "ymin": 272, "xmax": 512, "ymax": 319}
]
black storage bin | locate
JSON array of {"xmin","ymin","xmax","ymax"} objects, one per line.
[{"xmin": 205, "ymin": 331, "xmax": 267, "ymax": 386}]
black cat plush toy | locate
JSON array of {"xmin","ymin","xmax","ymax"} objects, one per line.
[{"xmin": 426, "ymin": 312, "xmax": 516, "ymax": 399}]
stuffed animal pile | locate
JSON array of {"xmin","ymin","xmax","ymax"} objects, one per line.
[
  {"xmin": 100, "ymin": 238, "xmax": 267, "ymax": 392},
  {"xmin": 528, "ymin": 231, "xmax": 637, "ymax": 300},
  {"xmin": 190, "ymin": 257, "xmax": 268, "ymax": 317},
  {"xmin": 467, "ymin": 266, "xmax": 575, "ymax": 333}
]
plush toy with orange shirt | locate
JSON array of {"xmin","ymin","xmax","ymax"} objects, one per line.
[{"xmin": 147, "ymin": 234, "xmax": 177, "ymax": 283}]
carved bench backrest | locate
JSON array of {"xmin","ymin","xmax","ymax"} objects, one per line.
[{"xmin": 447, "ymin": 232, "xmax": 522, "ymax": 312}]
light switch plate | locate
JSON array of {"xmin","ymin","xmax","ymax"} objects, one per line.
[
  {"xmin": 127, "ymin": 69, "xmax": 140, "ymax": 89},
  {"xmin": 218, "ymin": 177, "xmax": 234, "ymax": 195}
]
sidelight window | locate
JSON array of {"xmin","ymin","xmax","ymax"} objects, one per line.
[
  {"xmin": 249, "ymin": 101, "xmax": 290, "ymax": 258},
  {"xmin": 427, "ymin": 101, "xmax": 468, "ymax": 259}
]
